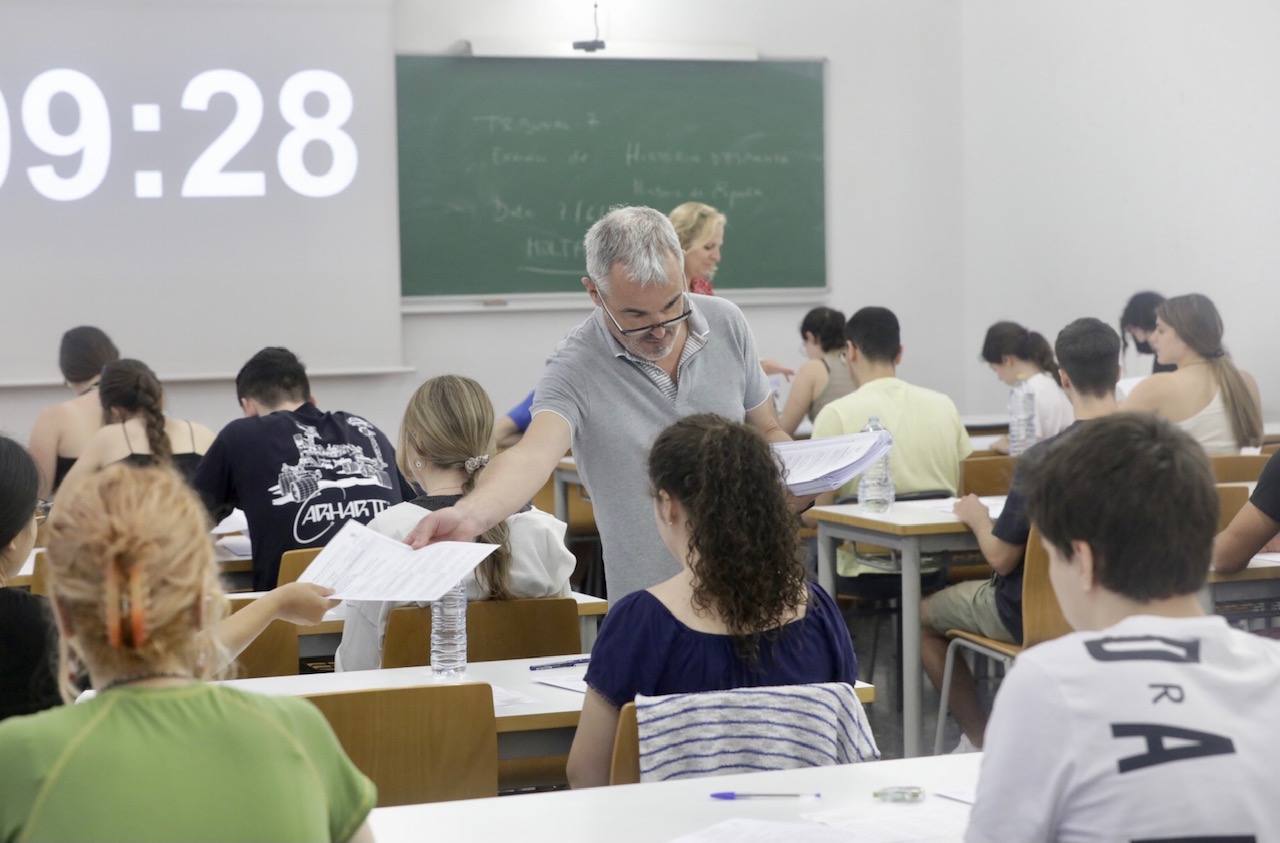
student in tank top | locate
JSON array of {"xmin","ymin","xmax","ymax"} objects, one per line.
[{"xmin": 776, "ymin": 307, "xmax": 857, "ymax": 435}]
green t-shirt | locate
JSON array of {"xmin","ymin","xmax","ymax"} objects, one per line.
[{"xmin": 0, "ymin": 684, "xmax": 375, "ymax": 843}]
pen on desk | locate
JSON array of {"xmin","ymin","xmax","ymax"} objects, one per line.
[
  {"xmin": 528, "ymin": 657, "xmax": 592, "ymax": 671},
  {"xmin": 710, "ymin": 792, "xmax": 822, "ymax": 801}
]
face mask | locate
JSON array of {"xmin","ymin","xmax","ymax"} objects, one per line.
[{"xmin": 1134, "ymin": 339, "xmax": 1154, "ymax": 355}]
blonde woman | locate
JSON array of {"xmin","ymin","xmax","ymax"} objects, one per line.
[
  {"xmin": 1122, "ymin": 293, "xmax": 1262, "ymax": 454},
  {"xmin": 669, "ymin": 202, "xmax": 793, "ymax": 379},
  {"xmin": 0, "ymin": 464, "xmax": 374, "ymax": 842},
  {"xmin": 335, "ymin": 375, "xmax": 576, "ymax": 671}
]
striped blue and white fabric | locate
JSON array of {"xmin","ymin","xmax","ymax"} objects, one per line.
[{"xmin": 634, "ymin": 682, "xmax": 879, "ymax": 782}]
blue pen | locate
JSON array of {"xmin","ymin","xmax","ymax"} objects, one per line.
[
  {"xmin": 528, "ymin": 657, "xmax": 591, "ymax": 671},
  {"xmin": 710, "ymin": 792, "xmax": 822, "ymax": 800}
]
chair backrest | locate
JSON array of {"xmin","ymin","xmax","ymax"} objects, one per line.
[
  {"xmin": 1020, "ymin": 526, "xmax": 1073, "ymax": 648},
  {"xmin": 609, "ymin": 702, "xmax": 640, "ymax": 785},
  {"xmin": 306, "ymin": 684, "xmax": 497, "ymax": 806},
  {"xmin": 31, "ymin": 550, "xmax": 49, "ymax": 597},
  {"xmin": 276, "ymin": 547, "xmax": 321, "ymax": 587},
  {"xmin": 381, "ymin": 597, "xmax": 581, "ymax": 668},
  {"xmin": 1217, "ymin": 483, "xmax": 1251, "ymax": 533},
  {"xmin": 227, "ymin": 596, "xmax": 299, "ymax": 678},
  {"xmin": 1211, "ymin": 454, "xmax": 1269, "ymax": 484},
  {"xmin": 960, "ymin": 456, "xmax": 1016, "ymax": 497}
]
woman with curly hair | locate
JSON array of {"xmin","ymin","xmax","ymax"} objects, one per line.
[{"xmin": 566, "ymin": 414, "xmax": 858, "ymax": 788}]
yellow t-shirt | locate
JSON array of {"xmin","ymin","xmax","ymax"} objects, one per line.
[
  {"xmin": 812, "ymin": 376, "xmax": 973, "ymax": 500},
  {"xmin": 0, "ymin": 683, "xmax": 375, "ymax": 843}
]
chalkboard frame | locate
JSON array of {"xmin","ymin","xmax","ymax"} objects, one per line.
[{"xmin": 396, "ymin": 54, "xmax": 830, "ymax": 311}]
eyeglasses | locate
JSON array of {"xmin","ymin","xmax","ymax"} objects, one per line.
[{"xmin": 598, "ymin": 292, "xmax": 693, "ymax": 337}]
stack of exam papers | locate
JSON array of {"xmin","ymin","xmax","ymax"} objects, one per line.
[{"xmin": 772, "ymin": 431, "xmax": 893, "ymax": 496}]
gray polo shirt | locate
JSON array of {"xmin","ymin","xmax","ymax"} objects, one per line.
[{"xmin": 532, "ymin": 293, "xmax": 772, "ymax": 602}]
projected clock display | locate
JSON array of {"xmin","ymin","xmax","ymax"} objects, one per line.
[{"xmin": 0, "ymin": 68, "xmax": 358, "ymax": 200}]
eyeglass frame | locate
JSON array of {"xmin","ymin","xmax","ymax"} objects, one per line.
[{"xmin": 596, "ymin": 289, "xmax": 693, "ymax": 337}]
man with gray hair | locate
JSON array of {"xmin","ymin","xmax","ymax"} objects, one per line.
[{"xmin": 408, "ymin": 205, "xmax": 792, "ymax": 601}]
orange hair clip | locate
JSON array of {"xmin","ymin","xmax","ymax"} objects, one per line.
[{"xmin": 103, "ymin": 561, "xmax": 148, "ymax": 649}]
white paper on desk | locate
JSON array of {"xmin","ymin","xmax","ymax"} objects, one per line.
[
  {"xmin": 489, "ymin": 684, "xmax": 535, "ymax": 710},
  {"xmin": 18, "ymin": 549, "xmax": 38, "ymax": 578},
  {"xmin": 773, "ymin": 431, "xmax": 893, "ymax": 496},
  {"xmin": 669, "ymin": 818, "xmax": 850, "ymax": 843},
  {"xmin": 211, "ymin": 509, "xmax": 248, "ymax": 536},
  {"xmin": 913, "ymin": 496, "xmax": 1006, "ymax": 521},
  {"xmin": 297, "ymin": 521, "xmax": 498, "ymax": 602},
  {"xmin": 215, "ymin": 534, "xmax": 253, "ymax": 559},
  {"xmin": 805, "ymin": 796, "xmax": 971, "ymax": 842},
  {"xmin": 1251, "ymin": 552, "xmax": 1280, "ymax": 568},
  {"xmin": 535, "ymin": 667, "xmax": 589, "ymax": 694}
]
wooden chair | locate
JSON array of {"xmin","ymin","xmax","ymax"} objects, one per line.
[
  {"xmin": 609, "ymin": 702, "xmax": 641, "ymax": 785},
  {"xmin": 532, "ymin": 478, "xmax": 597, "ymax": 534},
  {"xmin": 306, "ymin": 684, "xmax": 497, "ymax": 806},
  {"xmin": 1211, "ymin": 454, "xmax": 1269, "ymax": 484},
  {"xmin": 30, "ymin": 550, "xmax": 50, "ymax": 596},
  {"xmin": 276, "ymin": 547, "xmax": 321, "ymax": 587},
  {"xmin": 959, "ymin": 456, "xmax": 1016, "ymax": 497},
  {"xmin": 1217, "ymin": 483, "xmax": 1250, "ymax": 532},
  {"xmin": 226, "ymin": 595, "xmax": 299, "ymax": 678},
  {"xmin": 1263, "ymin": 443, "xmax": 1279, "ymax": 456},
  {"xmin": 933, "ymin": 526, "xmax": 1071, "ymax": 754},
  {"xmin": 381, "ymin": 597, "xmax": 580, "ymax": 668}
]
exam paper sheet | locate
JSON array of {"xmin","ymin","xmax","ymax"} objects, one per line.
[{"xmin": 297, "ymin": 521, "xmax": 497, "ymax": 602}]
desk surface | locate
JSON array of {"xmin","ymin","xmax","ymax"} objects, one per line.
[
  {"xmin": 218, "ymin": 657, "xmax": 875, "ymax": 733},
  {"xmin": 1208, "ymin": 552, "xmax": 1280, "ymax": 585},
  {"xmin": 369, "ymin": 753, "xmax": 980, "ymax": 843},
  {"xmin": 810, "ymin": 497, "xmax": 1005, "ymax": 537}
]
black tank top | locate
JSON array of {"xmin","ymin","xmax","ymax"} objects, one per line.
[
  {"xmin": 116, "ymin": 421, "xmax": 203, "ymax": 485},
  {"xmin": 52, "ymin": 456, "xmax": 77, "ymax": 492}
]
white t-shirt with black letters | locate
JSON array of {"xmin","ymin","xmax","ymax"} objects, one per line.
[{"xmin": 968, "ymin": 614, "xmax": 1280, "ymax": 843}]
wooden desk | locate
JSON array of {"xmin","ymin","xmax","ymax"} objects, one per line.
[
  {"xmin": 961, "ymin": 414, "xmax": 1008, "ymax": 435},
  {"xmin": 810, "ymin": 497, "xmax": 1003, "ymax": 758},
  {"xmin": 368, "ymin": 752, "xmax": 979, "ymax": 843},
  {"xmin": 1202, "ymin": 553, "xmax": 1280, "ymax": 618},
  {"xmin": 218, "ymin": 657, "xmax": 875, "ymax": 762},
  {"xmin": 227, "ymin": 591, "xmax": 610, "ymax": 651},
  {"xmin": 1265, "ymin": 421, "xmax": 1280, "ymax": 446}
]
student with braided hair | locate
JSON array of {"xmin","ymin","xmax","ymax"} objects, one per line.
[
  {"xmin": 336, "ymin": 374, "xmax": 575, "ymax": 671},
  {"xmin": 0, "ymin": 464, "xmax": 375, "ymax": 842},
  {"xmin": 54, "ymin": 359, "xmax": 215, "ymax": 502}
]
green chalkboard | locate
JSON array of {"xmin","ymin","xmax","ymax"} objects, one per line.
[{"xmin": 396, "ymin": 56, "xmax": 825, "ymax": 297}]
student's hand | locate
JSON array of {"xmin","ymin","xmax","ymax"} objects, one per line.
[
  {"xmin": 405, "ymin": 506, "xmax": 484, "ymax": 549},
  {"xmin": 953, "ymin": 494, "xmax": 991, "ymax": 527},
  {"xmin": 989, "ymin": 435, "xmax": 1010, "ymax": 455},
  {"xmin": 1263, "ymin": 534, "xmax": 1280, "ymax": 554},
  {"xmin": 267, "ymin": 582, "xmax": 338, "ymax": 626},
  {"xmin": 761, "ymin": 359, "xmax": 796, "ymax": 380}
]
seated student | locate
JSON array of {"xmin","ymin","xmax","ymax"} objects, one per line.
[
  {"xmin": 0, "ymin": 435, "xmax": 341, "ymax": 724},
  {"xmin": 1212, "ymin": 449, "xmax": 1280, "ymax": 573},
  {"xmin": 776, "ymin": 306, "xmax": 856, "ymax": 435},
  {"xmin": 55, "ymin": 359, "xmax": 215, "ymax": 501},
  {"xmin": 811, "ymin": 306, "xmax": 972, "ymax": 501},
  {"xmin": 980, "ymin": 321, "xmax": 1075, "ymax": 452},
  {"xmin": 195, "ymin": 347, "xmax": 415, "ymax": 592},
  {"xmin": 967, "ymin": 414, "xmax": 1280, "ymax": 842},
  {"xmin": 1121, "ymin": 293, "xmax": 1262, "ymax": 454},
  {"xmin": 934, "ymin": 317, "xmax": 1121, "ymax": 749},
  {"xmin": 494, "ymin": 389, "xmax": 535, "ymax": 449},
  {"xmin": 0, "ymin": 465, "xmax": 374, "ymax": 842},
  {"xmin": 565, "ymin": 414, "xmax": 858, "ymax": 788},
  {"xmin": 1119, "ymin": 290, "xmax": 1176, "ymax": 376},
  {"xmin": 335, "ymin": 375, "xmax": 575, "ymax": 671},
  {"xmin": 27, "ymin": 326, "xmax": 120, "ymax": 498}
]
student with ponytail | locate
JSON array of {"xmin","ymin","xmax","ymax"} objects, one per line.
[
  {"xmin": 981, "ymin": 321, "xmax": 1075, "ymax": 451},
  {"xmin": 566, "ymin": 414, "xmax": 858, "ymax": 788},
  {"xmin": 0, "ymin": 464, "xmax": 375, "ymax": 842},
  {"xmin": 776, "ymin": 306, "xmax": 856, "ymax": 435},
  {"xmin": 27, "ymin": 325, "xmax": 120, "ymax": 497},
  {"xmin": 54, "ymin": 359, "xmax": 215, "ymax": 502},
  {"xmin": 335, "ymin": 374, "xmax": 576, "ymax": 671},
  {"xmin": 1122, "ymin": 293, "xmax": 1262, "ymax": 454}
]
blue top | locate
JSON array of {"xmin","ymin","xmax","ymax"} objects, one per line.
[
  {"xmin": 506, "ymin": 390, "xmax": 536, "ymax": 433},
  {"xmin": 585, "ymin": 583, "xmax": 858, "ymax": 707}
]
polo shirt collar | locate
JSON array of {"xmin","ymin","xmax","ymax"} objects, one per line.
[{"xmin": 599, "ymin": 296, "xmax": 711, "ymax": 362}]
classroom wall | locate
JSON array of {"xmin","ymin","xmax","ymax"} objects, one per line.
[
  {"xmin": 962, "ymin": 0, "xmax": 1280, "ymax": 419},
  {"xmin": 2, "ymin": 0, "xmax": 967, "ymax": 443}
]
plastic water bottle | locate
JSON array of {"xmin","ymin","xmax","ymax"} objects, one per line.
[
  {"xmin": 431, "ymin": 581, "xmax": 467, "ymax": 677},
  {"xmin": 858, "ymin": 417, "xmax": 895, "ymax": 512},
  {"xmin": 1007, "ymin": 381, "xmax": 1038, "ymax": 456}
]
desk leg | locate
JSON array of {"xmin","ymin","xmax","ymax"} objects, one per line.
[
  {"xmin": 817, "ymin": 527, "xmax": 837, "ymax": 596},
  {"xmin": 554, "ymin": 473, "xmax": 569, "ymax": 523},
  {"xmin": 579, "ymin": 616, "xmax": 598, "ymax": 653},
  {"xmin": 900, "ymin": 538, "xmax": 923, "ymax": 758}
]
